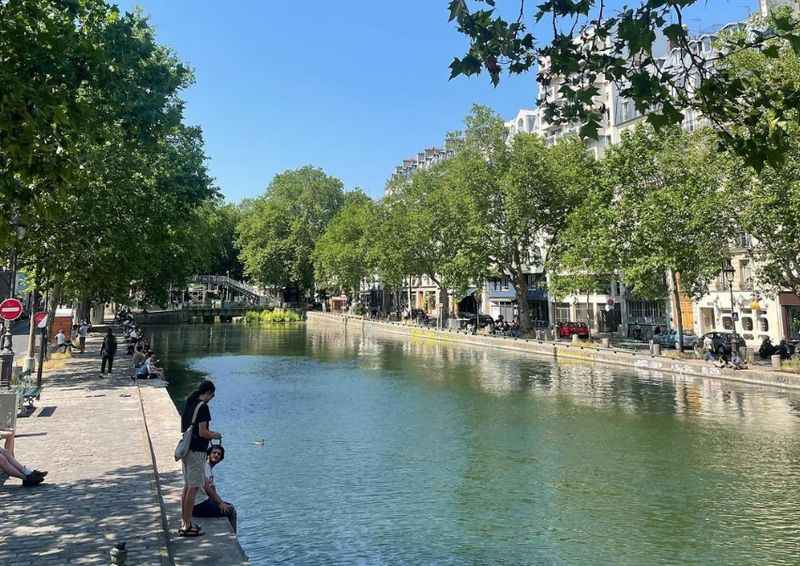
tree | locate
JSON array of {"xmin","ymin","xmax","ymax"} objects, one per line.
[
  {"xmin": 0, "ymin": 0, "xmax": 195, "ymax": 236},
  {"xmin": 237, "ymin": 166, "xmax": 345, "ymax": 297},
  {"xmin": 601, "ymin": 126, "xmax": 733, "ymax": 349},
  {"xmin": 548, "ymin": 183, "xmax": 618, "ymax": 329},
  {"xmin": 313, "ymin": 191, "xmax": 378, "ymax": 297},
  {"xmin": 717, "ymin": 21, "xmax": 800, "ymax": 295},
  {"xmin": 1, "ymin": 1, "xmax": 217, "ymax": 313},
  {"xmin": 373, "ymin": 164, "xmax": 472, "ymax": 322},
  {"xmin": 447, "ymin": 2, "xmax": 800, "ymax": 169}
]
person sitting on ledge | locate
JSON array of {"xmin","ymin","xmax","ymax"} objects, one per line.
[
  {"xmin": 192, "ymin": 443, "xmax": 237, "ymax": 533},
  {"xmin": 144, "ymin": 351, "xmax": 165, "ymax": 380},
  {"xmin": 0, "ymin": 445, "xmax": 47, "ymax": 487}
]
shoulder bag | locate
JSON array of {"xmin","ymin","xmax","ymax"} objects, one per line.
[{"xmin": 174, "ymin": 401, "xmax": 205, "ymax": 461}]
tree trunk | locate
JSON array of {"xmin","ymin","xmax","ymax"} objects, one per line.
[
  {"xmin": 514, "ymin": 270, "xmax": 531, "ymax": 334},
  {"xmin": 586, "ymin": 290, "xmax": 592, "ymax": 330},
  {"xmin": 25, "ymin": 288, "xmax": 39, "ymax": 372},
  {"xmin": 45, "ymin": 284, "xmax": 62, "ymax": 344},
  {"xmin": 670, "ymin": 270, "xmax": 685, "ymax": 353},
  {"xmin": 430, "ymin": 275, "xmax": 449, "ymax": 329}
]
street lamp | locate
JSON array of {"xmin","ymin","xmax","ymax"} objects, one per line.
[{"xmin": 721, "ymin": 258, "xmax": 738, "ymax": 354}]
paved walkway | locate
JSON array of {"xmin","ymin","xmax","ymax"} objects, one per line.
[{"xmin": 0, "ymin": 333, "xmax": 249, "ymax": 565}]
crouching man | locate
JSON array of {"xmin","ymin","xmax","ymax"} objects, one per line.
[{"xmin": 192, "ymin": 443, "xmax": 237, "ymax": 532}]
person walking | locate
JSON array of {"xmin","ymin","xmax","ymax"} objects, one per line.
[
  {"xmin": 55, "ymin": 329, "xmax": 68, "ymax": 353},
  {"xmin": 100, "ymin": 328, "xmax": 117, "ymax": 375},
  {"xmin": 77, "ymin": 321, "xmax": 89, "ymax": 353},
  {"xmin": 179, "ymin": 380, "xmax": 222, "ymax": 537}
]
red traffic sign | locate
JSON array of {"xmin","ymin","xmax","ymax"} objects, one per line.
[
  {"xmin": 34, "ymin": 311, "xmax": 48, "ymax": 328},
  {"xmin": 0, "ymin": 298, "xmax": 24, "ymax": 321}
]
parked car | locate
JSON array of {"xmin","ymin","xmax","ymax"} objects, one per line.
[
  {"xmin": 458, "ymin": 311, "xmax": 494, "ymax": 329},
  {"xmin": 653, "ymin": 329, "xmax": 699, "ymax": 349},
  {"xmin": 557, "ymin": 321, "xmax": 590, "ymax": 339}
]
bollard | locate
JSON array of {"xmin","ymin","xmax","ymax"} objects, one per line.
[
  {"xmin": 110, "ymin": 542, "xmax": 127, "ymax": 565},
  {"xmin": 600, "ymin": 337, "xmax": 610, "ymax": 348},
  {"xmin": 571, "ymin": 333, "xmax": 579, "ymax": 344},
  {"xmin": 651, "ymin": 343, "xmax": 661, "ymax": 356},
  {"xmin": 771, "ymin": 354, "xmax": 782, "ymax": 370},
  {"xmin": 744, "ymin": 347, "xmax": 754, "ymax": 365}
]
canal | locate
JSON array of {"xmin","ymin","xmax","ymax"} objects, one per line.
[{"xmin": 152, "ymin": 323, "xmax": 800, "ymax": 565}]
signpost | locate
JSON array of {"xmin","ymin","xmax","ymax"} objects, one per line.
[
  {"xmin": 0, "ymin": 298, "xmax": 23, "ymax": 387},
  {"xmin": 0, "ymin": 298, "xmax": 23, "ymax": 321}
]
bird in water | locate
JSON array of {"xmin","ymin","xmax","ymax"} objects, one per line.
[{"xmin": 253, "ymin": 439, "xmax": 265, "ymax": 446}]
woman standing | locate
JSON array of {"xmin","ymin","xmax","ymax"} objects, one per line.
[{"xmin": 180, "ymin": 380, "xmax": 222, "ymax": 537}]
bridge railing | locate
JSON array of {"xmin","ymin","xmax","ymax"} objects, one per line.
[{"xmin": 191, "ymin": 275, "xmax": 267, "ymax": 299}]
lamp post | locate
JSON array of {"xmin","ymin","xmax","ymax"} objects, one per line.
[{"xmin": 721, "ymin": 259, "xmax": 738, "ymax": 355}]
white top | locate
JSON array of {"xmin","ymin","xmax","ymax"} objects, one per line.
[
  {"xmin": 195, "ymin": 461, "xmax": 214, "ymax": 505},
  {"xmin": 56, "ymin": 331, "xmax": 65, "ymax": 345}
]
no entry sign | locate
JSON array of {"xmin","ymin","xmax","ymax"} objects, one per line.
[{"xmin": 0, "ymin": 298, "xmax": 24, "ymax": 321}]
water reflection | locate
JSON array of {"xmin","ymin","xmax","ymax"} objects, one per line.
[{"xmin": 150, "ymin": 324, "xmax": 800, "ymax": 565}]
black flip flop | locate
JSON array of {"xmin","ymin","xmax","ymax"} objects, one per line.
[{"xmin": 178, "ymin": 528, "xmax": 201, "ymax": 537}]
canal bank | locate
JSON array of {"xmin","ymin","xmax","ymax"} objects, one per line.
[
  {"xmin": 0, "ymin": 333, "xmax": 249, "ymax": 566},
  {"xmin": 307, "ymin": 311, "xmax": 800, "ymax": 390}
]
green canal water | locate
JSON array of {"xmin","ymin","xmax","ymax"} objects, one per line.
[{"xmin": 152, "ymin": 323, "xmax": 800, "ymax": 565}]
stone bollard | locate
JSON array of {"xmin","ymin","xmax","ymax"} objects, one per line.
[
  {"xmin": 651, "ymin": 342, "xmax": 661, "ymax": 356},
  {"xmin": 600, "ymin": 337, "xmax": 610, "ymax": 348},
  {"xmin": 771, "ymin": 354, "xmax": 782, "ymax": 370},
  {"xmin": 571, "ymin": 333, "xmax": 579, "ymax": 344},
  {"xmin": 744, "ymin": 347, "xmax": 754, "ymax": 365},
  {"xmin": 110, "ymin": 542, "xmax": 127, "ymax": 565}
]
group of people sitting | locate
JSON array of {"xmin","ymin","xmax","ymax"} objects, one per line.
[
  {"xmin": 758, "ymin": 337, "xmax": 795, "ymax": 361},
  {"xmin": 491, "ymin": 316, "xmax": 520, "ymax": 338},
  {"xmin": 702, "ymin": 335, "xmax": 747, "ymax": 370}
]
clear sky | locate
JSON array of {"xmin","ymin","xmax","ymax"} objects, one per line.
[{"xmin": 116, "ymin": 1, "xmax": 757, "ymax": 201}]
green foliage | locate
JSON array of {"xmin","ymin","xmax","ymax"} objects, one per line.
[
  {"xmin": 448, "ymin": 2, "xmax": 800, "ymax": 169},
  {"xmin": 312, "ymin": 191, "xmax": 377, "ymax": 296},
  {"xmin": 244, "ymin": 309, "xmax": 303, "ymax": 324},
  {"xmin": 0, "ymin": 0, "xmax": 216, "ymax": 306},
  {"xmin": 552, "ymin": 125, "xmax": 732, "ymax": 305},
  {"xmin": 728, "ymin": 140, "xmax": 800, "ymax": 295},
  {"xmin": 237, "ymin": 166, "xmax": 345, "ymax": 295}
]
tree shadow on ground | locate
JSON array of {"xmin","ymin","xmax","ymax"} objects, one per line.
[{"xmin": 0, "ymin": 463, "xmax": 165, "ymax": 565}]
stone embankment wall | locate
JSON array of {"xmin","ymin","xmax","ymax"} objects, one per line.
[{"xmin": 307, "ymin": 312, "xmax": 800, "ymax": 390}]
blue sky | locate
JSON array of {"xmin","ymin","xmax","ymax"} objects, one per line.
[{"xmin": 116, "ymin": 1, "xmax": 757, "ymax": 201}]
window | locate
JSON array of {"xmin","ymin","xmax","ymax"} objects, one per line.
[
  {"xmin": 739, "ymin": 260, "xmax": 753, "ymax": 290},
  {"xmin": 759, "ymin": 318, "xmax": 769, "ymax": 332},
  {"xmin": 627, "ymin": 300, "xmax": 667, "ymax": 324},
  {"xmin": 576, "ymin": 304, "xmax": 593, "ymax": 324},
  {"xmin": 742, "ymin": 316, "xmax": 753, "ymax": 331},
  {"xmin": 555, "ymin": 303, "xmax": 571, "ymax": 323},
  {"xmin": 722, "ymin": 316, "xmax": 733, "ymax": 330}
]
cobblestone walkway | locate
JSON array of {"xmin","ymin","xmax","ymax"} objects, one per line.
[{"xmin": 0, "ymin": 335, "xmax": 168, "ymax": 566}]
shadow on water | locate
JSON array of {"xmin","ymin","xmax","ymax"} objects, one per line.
[{"xmin": 147, "ymin": 322, "xmax": 800, "ymax": 565}]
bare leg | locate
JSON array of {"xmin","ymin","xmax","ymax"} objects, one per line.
[
  {"xmin": 181, "ymin": 486, "xmax": 199, "ymax": 529},
  {"xmin": 2, "ymin": 432, "xmax": 13, "ymax": 457},
  {"xmin": 0, "ymin": 449, "xmax": 26, "ymax": 479}
]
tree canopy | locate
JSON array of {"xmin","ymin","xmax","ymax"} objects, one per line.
[
  {"xmin": 448, "ymin": 2, "xmax": 800, "ymax": 169},
  {"xmin": 237, "ymin": 166, "xmax": 345, "ymax": 295}
]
